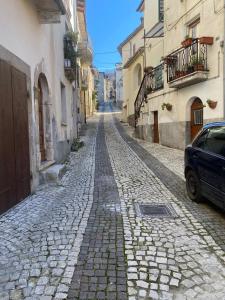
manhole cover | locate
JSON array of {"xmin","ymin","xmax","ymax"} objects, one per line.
[{"xmin": 135, "ymin": 203, "xmax": 177, "ymax": 218}]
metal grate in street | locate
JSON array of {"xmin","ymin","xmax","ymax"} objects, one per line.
[{"xmin": 135, "ymin": 203, "xmax": 178, "ymax": 218}]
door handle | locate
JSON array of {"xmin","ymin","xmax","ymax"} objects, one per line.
[{"xmin": 193, "ymin": 154, "xmax": 198, "ymax": 159}]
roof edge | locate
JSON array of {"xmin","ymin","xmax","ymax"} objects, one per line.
[
  {"xmin": 117, "ymin": 23, "xmax": 144, "ymax": 55},
  {"xmin": 136, "ymin": 0, "xmax": 144, "ymax": 12}
]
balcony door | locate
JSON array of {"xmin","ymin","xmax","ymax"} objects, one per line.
[{"xmin": 191, "ymin": 98, "xmax": 203, "ymax": 141}]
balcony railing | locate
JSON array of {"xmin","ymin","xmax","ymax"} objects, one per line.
[
  {"xmin": 31, "ymin": 0, "xmax": 66, "ymax": 23},
  {"xmin": 64, "ymin": 32, "xmax": 78, "ymax": 82},
  {"xmin": 134, "ymin": 64, "xmax": 164, "ymax": 127},
  {"xmin": 166, "ymin": 38, "xmax": 209, "ymax": 84},
  {"xmin": 78, "ymin": 35, "xmax": 93, "ymax": 64}
]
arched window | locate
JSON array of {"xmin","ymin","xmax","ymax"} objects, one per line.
[{"xmin": 133, "ymin": 64, "xmax": 142, "ymax": 88}]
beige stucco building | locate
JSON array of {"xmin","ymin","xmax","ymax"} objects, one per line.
[
  {"xmin": 0, "ymin": 0, "xmax": 94, "ymax": 214},
  {"xmin": 119, "ymin": 0, "xmax": 225, "ymax": 150},
  {"xmin": 118, "ymin": 22, "xmax": 144, "ymax": 124}
]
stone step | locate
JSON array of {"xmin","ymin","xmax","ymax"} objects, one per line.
[{"xmin": 39, "ymin": 164, "xmax": 66, "ymax": 185}]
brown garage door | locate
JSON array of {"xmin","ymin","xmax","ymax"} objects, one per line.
[{"xmin": 0, "ymin": 60, "xmax": 30, "ymax": 214}]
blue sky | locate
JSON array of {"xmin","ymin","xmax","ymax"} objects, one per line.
[{"xmin": 86, "ymin": 0, "xmax": 142, "ymax": 71}]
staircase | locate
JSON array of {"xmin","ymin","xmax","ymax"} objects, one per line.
[{"xmin": 134, "ymin": 64, "xmax": 164, "ymax": 127}]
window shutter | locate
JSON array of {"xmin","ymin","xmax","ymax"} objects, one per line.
[{"xmin": 159, "ymin": 0, "xmax": 164, "ymax": 22}]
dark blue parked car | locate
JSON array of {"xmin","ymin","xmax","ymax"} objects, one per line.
[{"xmin": 185, "ymin": 122, "xmax": 225, "ymax": 209}]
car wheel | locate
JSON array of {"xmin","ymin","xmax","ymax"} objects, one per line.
[{"xmin": 186, "ymin": 170, "xmax": 202, "ymax": 203}]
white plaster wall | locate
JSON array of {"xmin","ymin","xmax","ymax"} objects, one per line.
[
  {"xmin": 121, "ymin": 27, "xmax": 144, "ymax": 65},
  {"xmin": 138, "ymin": 0, "xmax": 225, "ymax": 127},
  {"xmin": 0, "ymin": 0, "xmax": 78, "ymax": 187}
]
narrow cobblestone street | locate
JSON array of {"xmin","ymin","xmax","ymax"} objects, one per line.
[{"xmin": 1, "ymin": 109, "xmax": 225, "ymax": 300}]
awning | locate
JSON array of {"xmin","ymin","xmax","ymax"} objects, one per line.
[{"xmin": 145, "ymin": 22, "xmax": 164, "ymax": 38}]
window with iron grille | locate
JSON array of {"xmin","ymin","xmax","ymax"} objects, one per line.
[{"xmin": 194, "ymin": 109, "xmax": 203, "ymax": 125}]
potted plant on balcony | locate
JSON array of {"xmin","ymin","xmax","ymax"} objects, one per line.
[
  {"xmin": 144, "ymin": 66, "xmax": 153, "ymax": 74},
  {"xmin": 164, "ymin": 55, "xmax": 177, "ymax": 65},
  {"xmin": 206, "ymin": 99, "xmax": 217, "ymax": 109},
  {"xmin": 191, "ymin": 55, "xmax": 204, "ymax": 71},
  {"xmin": 161, "ymin": 103, "xmax": 172, "ymax": 111},
  {"xmin": 199, "ymin": 37, "xmax": 214, "ymax": 45},
  {"xmin": 181, "ymin": 35, "xmax": 193, "ymax": 48},
  {"xmin": 64, "ymin": 32, "xmax": 78, "ymax": 82},
  {"xmin": 145, "ymin": 86, "xmax": 152, "ymax": 94}
]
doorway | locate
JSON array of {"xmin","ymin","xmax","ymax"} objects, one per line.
[
  {"xmin": 0, "ymin": 60, "xmax": 30, "ymax": 214},
  {"xmin": 191, "ymin": 98, "xmax": 204, "ymax": 141},
  {"xmin": 153, "ymin": 111, "xmax": 159, "ymax": 143},
  {"xmin": 38, "ymin": 77, "xmax": 46, "ymax": 162}
]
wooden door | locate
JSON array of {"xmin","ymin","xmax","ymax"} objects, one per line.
[
  {"xmin": 12, "ymin": 67, "xmax": 31, "ymax": 202},
  {"xmin": 191, "ymin": 98, "xmax": 203, "ymax": 141},
  {"xmin": 0, "ymin": 60, "xmax": 30, "ymax": 214},
  {"xmin": 153, "ymin": 111, "xmax": 159, "ymax": 143},
  {"xmin": 38, "ymin": 78, "xmax": 46, "ymax": 162},
  {"xmin": 0, "ymin": 60, "xmax": 16, "ymax": 213}
]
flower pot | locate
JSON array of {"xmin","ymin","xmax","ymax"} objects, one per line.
[
  {"xmin": 164, "ymin": 56, "xmax": 177, "ymax": 65},
  {"xmin": 187, "ymin": 66, "xmax": 194, "ymax": 74},
  {"xmin": 194, "ymin": 64, "xmax": 204, "ymax": 71},
  {"xmin": 199, "ymin": 37, "xmax": 213, "ymax": 45},
  {"xmin": 181, "ymin": 38, "xmax": 193, "ymax": 48},
  {"xmin": 144, "ymin": 66, "xmax": 153, "ymax": 73},
  {"xmin": 207, "ymin": 100, "xmax": 217, "ymax": 109},
  {"xmin": 166, "ymin": 104, "xmax": 172, "ymax": 111}
]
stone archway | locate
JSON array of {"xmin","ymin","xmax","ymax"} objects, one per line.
[{"xmin": 34, "ymin": 67, "xmax": 54, "ymax": 167}]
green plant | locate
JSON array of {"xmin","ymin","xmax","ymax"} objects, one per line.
[
  {"xmin": 71, "ymin": 138, "xmax": 84, "ymax": 152},
  {"xmin": 161, "ymin": 103, "xmax": 172, "ymax": 111},
  {"xmin": 185, "ymin": 34, "xmax": 190, "ymax": 40},
  {"xmin": 95, "ymin": 100, "xmax": 100, "ymax": 110},
  {"xmin": 92, "ymin": 90, "xmax": 98, "ymax": 101},
  {"xmin": 64, "ymin": 31, "xmax": 78, "ymax": 69},
  {"xmin": 191, "ymin": 55, "xmax": 204, "ymax": 66}
]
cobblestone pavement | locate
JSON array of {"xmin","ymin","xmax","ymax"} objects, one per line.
[
  {"xmin": 1, "ymin": 111, "xmax": 225, "ymax": 300},
  {"xmin": 111, "ymin": 115, "xmax": 225, "ymax": 299},
  {"xmin": 68, "ymin": 116, "xmax": 127, "ymax": 300},
  {"xmin": 0, "ymin": 119, "xmax": 97, "ymax": 300}
]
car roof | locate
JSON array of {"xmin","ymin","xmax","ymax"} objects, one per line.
[{"xmin": 203, "ymin": 122, "xmax": 225, "ymax": 129}]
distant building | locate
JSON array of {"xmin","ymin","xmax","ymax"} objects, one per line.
[
  {"xmin": 97, "ymin": 72, "xmax": 106, "ymax": 102},
  {"xmin": 115, "ymin": 63, "xmax": 123, "ymax": 108}
]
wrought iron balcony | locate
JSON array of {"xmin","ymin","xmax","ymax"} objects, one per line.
[
  {"xmin": 64, "ymin": 32, "xmax": 78, "ymax": 82},
  {"xmin": 78, "ymin": 35, "xmax": 93, "ymax": 65},
  {"xmin": 134, "ymin": 64, "xmax": 164, "ymax": 127},
  {"xmin": 166, "ymin": 38, "xmax": 210, "ymax": 88},
  {"xmin": 31, "ymin": 0, "xmax": 66, "ymax": 23}
]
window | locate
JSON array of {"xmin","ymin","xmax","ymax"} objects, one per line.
[
  {"xmin": 188, "ymin": 18, "xmax": 200, "ymax": 55},
  {"xmin": 193, "ymin": 129, "xmax": 208, "ymax": 149},
  {"xmin": 133, "ymin": 44, "xmax": 136, "ymax": 56},
  {"xmin": 158, "ymin": 0, "xmax": 164, "ymax": 22},
  {"xmin": 61, "ymin": 82, "xmax": 67, "ymax": 125},
  {"xmin": 204, "ymin": 127, "xmax": 225, "ymax": 157},
  {"xmin": 138, "ymin": 66, "xmax": 142, "ymax": 86},
  {"xmin": 188, "ymin": 19, "xmax": 200, "ymax": 39},
  {"xmin": 193, "ymin": 109, "xmax": 203, "ymax": 125}
]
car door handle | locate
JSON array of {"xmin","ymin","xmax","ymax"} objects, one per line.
[{"xmin": 193, "ymin": 154, "xmax": 198, "ymax": 159}]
